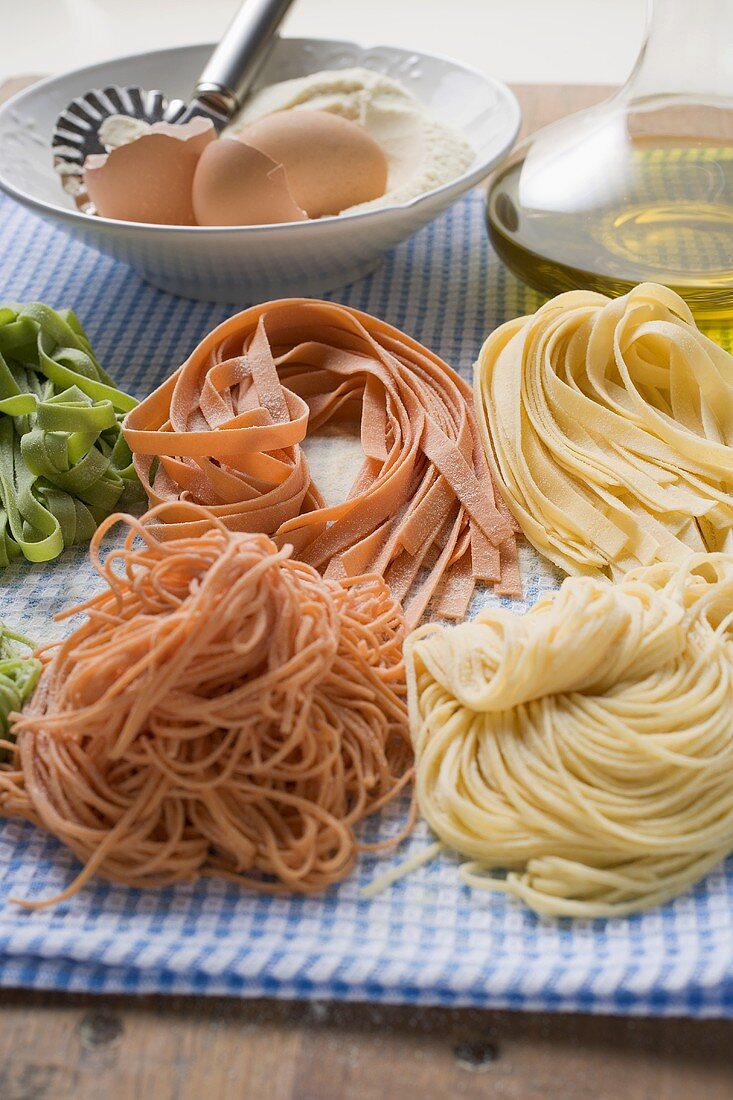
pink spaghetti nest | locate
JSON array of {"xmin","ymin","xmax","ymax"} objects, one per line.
[{"xmin": 0, "ymin": 504, "xmax": 413, "ymax": 906}]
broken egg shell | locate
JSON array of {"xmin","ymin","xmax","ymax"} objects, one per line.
[
  {"xmin": 192, "ymin": 138, "xmax": 308, "ymax": 226},
  {"xmin": 83, "ymin": 117, "xmax": 215, "ymax": 225},
  {"xmin": 236, "ymin": 109, "xmax": 388, "ymax": 218}
]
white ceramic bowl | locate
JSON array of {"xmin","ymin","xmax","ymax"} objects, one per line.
[{"xmin": 0, "ymin": 39, "xmax": 520, "ymax": 302}]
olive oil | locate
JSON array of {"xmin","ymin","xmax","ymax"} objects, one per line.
[{"xmin": 487, "ymin": 139, "xmax": 733, "ymax": 321}]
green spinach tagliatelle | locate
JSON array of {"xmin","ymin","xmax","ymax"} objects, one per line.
[
  {"xmin": 0, "ymin": 621, "xmax": 40, "ymax": 740},
  {"xmin": 0, "ymin": 302, "xmax": 145, "ymax": 565}
]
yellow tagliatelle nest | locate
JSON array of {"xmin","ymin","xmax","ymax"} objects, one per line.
[
  {"xmin": 474, "ymin": 282, "xmax": 733, "ymax": 578},
  {"xmin": 406, "ymin": 554, "xmax": 733, "ymax": 917}
]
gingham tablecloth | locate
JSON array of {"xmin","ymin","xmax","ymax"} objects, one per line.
[{"xmin": 0, "ymin": 189, "xmax": 732, "ymax": 1017}]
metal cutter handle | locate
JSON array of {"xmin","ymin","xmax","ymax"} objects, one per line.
[{"xmin": 194, "ymin": 0, "xmax": 296, "ymax": 118}]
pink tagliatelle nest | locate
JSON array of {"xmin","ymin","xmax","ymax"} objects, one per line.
[{"xmin": 123, "ymin": 299, "xmax": 521, "ymax": 628}]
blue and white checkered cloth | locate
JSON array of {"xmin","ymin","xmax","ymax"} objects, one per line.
[{"xmin": 0, "ymin": 189, "xmax": 732, "ymax": 1016}]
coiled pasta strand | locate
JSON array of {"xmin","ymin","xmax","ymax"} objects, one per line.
[{"xmin": 406, "ymin": 554, "xmax": 733, "ymax": 917}]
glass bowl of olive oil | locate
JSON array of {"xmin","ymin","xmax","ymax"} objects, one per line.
[{"xmin": 487, "ymin": 0, "xmax": 733, "ymax": 321}]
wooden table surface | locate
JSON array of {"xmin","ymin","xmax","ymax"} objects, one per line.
[{"xmin": 0, "ymin": 77, "xmax": 731, "ymax": 1100}]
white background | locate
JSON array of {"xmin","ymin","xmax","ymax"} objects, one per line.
[{"xmin": 5, "ymin": 0, "xmax": 647, "ymax": 86}]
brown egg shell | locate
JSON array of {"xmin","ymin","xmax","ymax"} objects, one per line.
[
  {"xmin": 236, "ymin": 109, "xmax": 388, "ymax": 218},
  {"xmin": 83, "ymin": 117, "xmax": 215, "ymax": 225},
  {"xmin": 192, "ymin": 138, "xmax": 308, "ymax": 227}
]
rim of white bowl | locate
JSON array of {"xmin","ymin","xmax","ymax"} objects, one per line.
[{"xmin": 0, "ymin": 37, "xmax": 521, "ymax": 234}]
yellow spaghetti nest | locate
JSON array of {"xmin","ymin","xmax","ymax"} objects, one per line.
[
  {"xmin": 406, "ymin": 553, "xmax": 733, "ymax": 917},
  {"xmin": 474, "ymin": 282, "xmax": 733, "ymax": 578}
]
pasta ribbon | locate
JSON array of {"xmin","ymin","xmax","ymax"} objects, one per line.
[
  {"xmin": 406, "ymin": 554, "xmax": 733, "ymax": 917},
  {"xmin": 474, "ymin": 282, "xmax": 733, "ymax": 578},
  {"xmin": 0, "ymin": 302, "xmax": 143, "ymax": 564},
  {"xmin": 0, "ymin": 621, "xmax": 40, "ymax": 742},
  {"xmin": 123, "ymin": 299, "xmax": 520, "ymax": 625}
]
